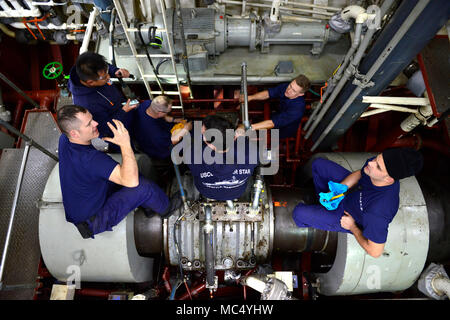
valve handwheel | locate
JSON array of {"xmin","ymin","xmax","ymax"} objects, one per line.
[{"xmin": 43, "ymin": 61, "xmax": 63, "ymax": 80}]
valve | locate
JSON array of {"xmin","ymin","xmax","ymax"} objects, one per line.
[{"xmin": 42, "ymin": 61, "xmax": 63, "ymax": 80}]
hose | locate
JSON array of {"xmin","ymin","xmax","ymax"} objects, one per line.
[
  {"xmin": 0, "ymin": 24, "xmax": 16, "ymax": 38},
  {"xmin": 156, "ymin": 58, "xmax": 171, "ymax": 75}
]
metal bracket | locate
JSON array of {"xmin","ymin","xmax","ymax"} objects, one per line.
[{"xmin": 352, "ymin": 71, "xmax": 375, "ymax": 89}]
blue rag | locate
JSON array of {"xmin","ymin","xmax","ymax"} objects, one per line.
[{"xmin": 319, "ymin": 181, "xmax": 348, "ymax": 211}]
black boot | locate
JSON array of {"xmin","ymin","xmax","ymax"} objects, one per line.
[{"xmin": 159, "ymin": 191, "xmax": 183, "ymax": 219}]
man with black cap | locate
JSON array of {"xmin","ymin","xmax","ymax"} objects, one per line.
[{"xmin": 292, "ymin": 148, "xmax": 423, "ymax": 258}]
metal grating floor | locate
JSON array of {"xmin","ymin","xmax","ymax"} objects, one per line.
[{"xmin": 0, "ymin": 112, "xmax": 60, "ymax": 300}]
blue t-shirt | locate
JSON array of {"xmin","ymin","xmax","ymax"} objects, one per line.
[
  {"xmin": 186, "ymin": 135, "xmax": 259, "ymax": 201},
  {"xmin": 58, "ymin": 134, "xmax": 118, "ymax": 224},
  {"xmin": 343, "ymin": 158, "xmax": 400, "ymax": 244},
  {"xmin": 68, "ymin": 64, "xmax": 135, "ymax": 140},
  {"xmin": 133, "ymin": 100, "xmax": 173, "ymax": 159},
  {"xmin": 268, "ymin": 83, "xmax": 306, "ymax": 139}
]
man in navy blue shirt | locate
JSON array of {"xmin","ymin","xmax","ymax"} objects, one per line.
[
  {"xmin": 240, "ymin": 75, "xmax": 311, "ymax": 138},
  {"xmin": 185, "ymin": 115, "xmax": 258, "ymax": 201},
  {"xmin": 68, "ymin": 52, "xmax": 137, "ymax": 152},
  {"xmin": 56, "ymin": 105, "xmax": 181, "ymax": 239},
  {"xmin": 292, "ymin": 148, "xmax": 423, "ymax": 258},
  {"xmin": 133, "ymin": 95, "xmax": 191, "ymax": 185},
  {"xmin": 134, "ymin": 95, "xmax": 190, "ymax": 159}
]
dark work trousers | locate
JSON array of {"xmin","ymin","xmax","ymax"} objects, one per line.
[
  {"xmin": 85, "ymin": 175, "xmax": 169, "ymax": 237},
  {"xmin": 292, "ymin": 158, "xmax": 356, "ymax": 233}
]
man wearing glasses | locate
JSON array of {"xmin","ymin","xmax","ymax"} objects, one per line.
[
  {"xmin": 68, "ymin": 52, "xmax": 137, "ymax": 152},
  {"xmin": 239, "ymin": 74, "xmax": 311, "ymax": 139},
  {"xmin": 133, "ymin": 95, "xmax": 191, "ymax": 185}
]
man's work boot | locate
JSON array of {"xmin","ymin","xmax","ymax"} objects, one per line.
[{"xmin": 159, "ymin": 191, "xmax": 183, "ymax": 219}]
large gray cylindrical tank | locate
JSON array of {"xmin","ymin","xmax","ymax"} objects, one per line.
[
  {"xmin": 310, "ymin": 153, "xmax": 429, "ymax": 296},
  {"xmin": 38, "ymin": 161, "xmax": 154, "ymax": 283}
]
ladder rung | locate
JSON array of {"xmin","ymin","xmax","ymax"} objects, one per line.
[
  {"xmin": 171, "ymin": 106, "xmax": 183, "ymax": 109},
  {"xmin": 127, "ymin": 28, "xmax": 166, "ymax": 33},
  {"xmin": 144, "ymin": 74, "xmax": 177, "ymax": 79},
  {"xmin": 136, "ymin": 54, "xmax": 172, "ymax": 58},
  {"xmin": 151, "ymin": 91, "xmax": 181, "ymax": 95}
]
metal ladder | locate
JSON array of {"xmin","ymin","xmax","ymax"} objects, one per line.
[{"xmin": 112, "ymin": 0, "xmax": 186, "ymax": 114}]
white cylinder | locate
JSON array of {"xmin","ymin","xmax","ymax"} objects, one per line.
[
  {"xmin": 39, "ymin": 163, "xmax": 154, "ymax": 283},
  {"xmin": 312, "ymin": 152, "xmax": 429, "ymax": 296}
]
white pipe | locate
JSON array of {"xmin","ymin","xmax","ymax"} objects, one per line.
[
  {"xmin": 31, "ymin": 1, "xmax": 66, "ymax": 5},
  {"xmin": 218, "ymin": 0, "xmax": 334, "ymax": 18},
  {"xmin": 260, "ymin": 0, "xmax": 340, "ymax": 12},
  {"xmin": 360, "ymin": 104, "xmax": 419, "ymax": 118},
  {"xmin": 360, "ymin": 109, "xmax": 388, "ymax": 117},
  {"xmin": 9, "ymin": 22, "xmax": 87, "ymax": 30},
  {"xmin": 0, "ymin": 0, "xmax": 40, "ymax": 17},
  {"xmin": 80, "ymin": 7, "xmax": 99, "ymax": 55},
  {"xmin": 362, "ymin": 96, "xmax": 430, "ymax": 106},
  {"xmin": 340, "ymin": 5, "xmax": 366, "ymax": 22},
  {"xmin": 368, "ymin": 103, "xmax": 419, "ymax": 113},
  {"xmin": 139, "ymin": 0, "xmax": 148, "ymax": 20},
  {"xmin": 432, "ymin": 277, "xmax": 450, "ymax": 298},
  {"xmin": 281, "ymin": 15, "xmax": 323, "ymax": 23},
  {"xmin": 241, "ymin": 0, "xmax": 246, "ymax": 16},
  {"xmin": 270, "ymin": 0, "xmax": 281, "ymax": 22},
  {"xmin": 245, "ymin": 276, "xmax": 267, "ymax": 293},
  {"xmin": 400, "ymin": 103, "xmax": 433, "ymax": 132}
]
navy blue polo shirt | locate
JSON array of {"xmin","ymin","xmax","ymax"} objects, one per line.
[
  {"xmin": 268, "ymin": 83, "xmax": 306, "ymax": 138},
  {"xmin": 133, "ymin": 100, "xmax": 173, "ymax": 159},
  {"xmin": 58, "ymin": 134, "xmax": 118, "ymax": 224},
  {"xmin": 343, "ymin": 158, "xmax": 400, "ymax": 244},
  {"xmin": 68, "ymin": 64, "xmax": 135, "ymax": 140},
  {"xmin": 186, "ymin": 135, "xmax": 259, "ymax": 200}
]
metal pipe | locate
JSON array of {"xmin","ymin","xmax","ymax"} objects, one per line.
[
  {"xmin": 173, "ymin": 162, "xmax": 188, "ymax": 210},
  {"xmin": 280, "ymin": 15, "xmax": 323, "ymax": 23},
  {"xmin": 159, "ymin": 0, "xmax": 185, "ymax": 116},
  {"xmin": 218, "ymin": 0, "xmax": 333, "ymax": 19},
  {"xmin": 304, "ymin": 22, "xmax": 363, "ymax": 136},
  {"xmin": 80, "ymin": 7, "xmax": 99, "ymax": 54},
  {"xmin": 311, "ymin": 0, "xmax": 430, "ymax": 151},
  {"xmin": 0, "ymin": 143, "xmax": 31, "ymax": 288},
  {"xmin": 240, "ymin": 62, "xmax": 250, "ymax": 130},
  {"xmin": 203, "ymin": 205, "xmax": 215, "ymax": 293},
  {"xmin": 260, "ymin": 0, "xmax": 341, "ymax": 12},
  {"xmin": 304, "ymin": 0, "xmax": 395, "ymax": 134},
  {"xmin": 251, "ymin": 168, "xmax": 263, "ymax": 211},
  {"xmin": 360, "ymin": 103, "xmax": 419, "ymax": 117},
  {"xmin": 432, "ymin": 277, "xmax": 450, "ymax": 298},
  {"xmin": 174, "ymin": 0, "xmax": 193, "ymax": 99}
]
